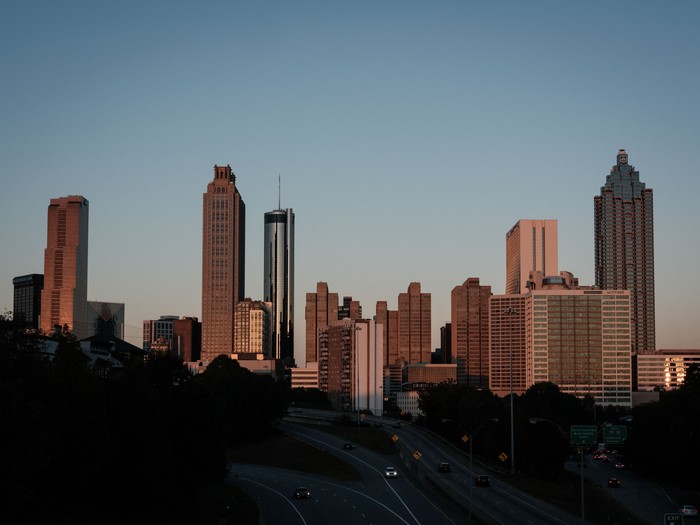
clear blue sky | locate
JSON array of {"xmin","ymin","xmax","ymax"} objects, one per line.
[{"xmin": 2, "ymin": 1, "xmax": 698, "ymax": 355}]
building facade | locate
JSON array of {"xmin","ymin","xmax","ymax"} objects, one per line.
[
  {"xmin": 636, "ymin": 349, "xmax": 700, "ymax": 391},
  {"xmin": 233, "ymin": 299, "xmax": 272, "ymax": 357},
  {"xmin": 12, "ymin": 274, "xmax": 43, "ymax": 329},
  {"xmin": 451, "ymin": 277, "xmax": 492, "ymax": 387},
  {"xmin": 505, "ymin": 219, "xmax": 558, "ymax": 295},
  {"xmin": 489, "ymin": 295, "xmax": 528, "ymax": 397},
  {"xmin": 172, "ymin": 316, "xmax": 201, "ymax": 362},
  {"xmin": 202, "ymin": 165, "xmax": 246, "ymax": 364},
  {"xmin": 87, "ymin": 301, "xmax": 125, "ymax": 339},
  {"xmin": 263, "ymin": 208, "xmax": 294, "ymax": 364},
  {"xmin": 305, "ymin": 282, "xmax": 339, "ymax": 365},
  {"xmin": 375, "ymin": 300, "xmax": 399, "ymax": 365},
  {"xmin": 595, "ymin": 149, "xmax": 655, "ymax": 355},
  {"xmin": 143, "ymin": 315, "xmax": 178, "ymax": 351},
  {"xmin": 40, "ymin": 196, "xmax": 89, "ymax": 338},
  {"xmin": 338, "ymin": 296, "xmax": 362, "ymax": 320}
]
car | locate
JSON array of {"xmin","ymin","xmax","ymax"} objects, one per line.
[
  {"xmin": 607, "ymin": 477, "xmax": 621, "ymax": 488},
  {"xmin": 294, "ymin": 487, "xmax": 311, "ymax": 499},
  {"xmin": 614, "ymin": 461, "xmax": 624, "ymax": 469},
  {"xmin": 438, "ymin": 462, "xmax": 451, "ymax": 472},
  {"xmin": 602, "ymin": 455, "xmax": 610, "ymax": 463},
  {"xmin": 384, "ymin": 466, "xmax": 398, "ymax": 478},
  {"xmin": 392, "ymin": 422, "xmax": 402, "ymax": 428},
  {"xmin": 681, "ymin": 505, "xmax": 698, "ymax": 518},
  {"xmin": 474, "ymin": 475, "xmax": 490, "ymax": 487},
  {"xmin": 343, "ymin": 442, "xmax": 355, "ymax": 450}
]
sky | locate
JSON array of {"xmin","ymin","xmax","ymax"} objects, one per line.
[{"xmin": 1, "ymin": 1, "xmax": 699, "ymax": 357}]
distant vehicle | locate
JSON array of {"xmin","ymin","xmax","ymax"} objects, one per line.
[
  {"xmin": 343, "ymin": 442, "xmax": 355, "ymax": 450},
  {"xmin": 681, "ymin": 505, "xmax": 698, "ymax": 518},
  {"xmin": 614, "ymin": 461, "xmax": 624, "ymax": 469},
  {"xmin": 393, "ymin": 422, "xmax": 402, "ymax": 428},
  {"xmin": 384, "ymin": 467, "xmax": 398, "ymax": 478},
  {"xmin": 607, "ymin": 478, "xmax": 621, "ymax": 488},
  {"xmin": 474, "ymin": 475, "xmax": 490, "ymax": 487},
  {"xmin": 294, "ymin": 487, "xmax": 311, "ymax": 499},
  {"xmin": 602, "ymin": 455, "xmax": 610, "ymax": 463},
  {"xmin": 438, "ymin": 462, "xmax": 451, "ymax": 472}
]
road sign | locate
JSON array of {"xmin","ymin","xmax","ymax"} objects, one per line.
[
  {"xmin": 664, "ymin": 513, "xmax": 682, "ymax": 524},
  {"xmin": 461, "ymin": 434, "xmax": 469, "ymax": 443},
  {"xmin": 571, "ymin": 425, "xmax": 597, "ymax": 445},
  {"xmin": 412, "ymin": 450, "xmax": 422, "ymax": 460},
  {"xmin": 391, "ymin": 434, "xmax": 399, "ymax": 442},
  {"xmin": 603, "ymin": 425, "xmax": 627, "ymax": 444},
  {"xmin": 499, "ymin": 452, "xmax": 508, "ymax": 462}
]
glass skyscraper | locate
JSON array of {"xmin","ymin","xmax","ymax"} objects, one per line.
[
  {"xmin": 264, "ymin": 208, "xmax": 294, "ymax": 364},
  {"xmin": 594, "ymin": 149, "xmax": 655, "ymax": 355}
]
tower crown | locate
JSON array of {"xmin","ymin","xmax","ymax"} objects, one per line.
[{"xmin": 617, "ymin": 149, "xmax": 628, "ymax": 166}]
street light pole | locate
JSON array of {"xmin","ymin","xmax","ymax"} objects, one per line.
[{"xmin": 504, "ymin": 307, "xmax": 517, "ymax": 474}]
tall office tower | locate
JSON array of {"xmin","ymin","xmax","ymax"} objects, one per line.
[
  {"xmin": 173, "ymin": 316, "xmax": 202, "ymax": 362},
  {"xmin": 489, "ymin": 295, "xmax": 527, "ymax": 397},
  {"xmin": 40, "ymin": 196, "xmax": 89, "ymax": 338},
  {"xmin": 202, "ymin": 165, "xmax": 246, "ymax": 364},
  {"xmin": 233, "ymin": 299, "xmax": 272, "ymax": 357},
  {"xmin": 87, "ymin": 301, "xmax": 125, "ymax": 338},
  {"xmin": 305, "ymin": 282, "xmax": 338, "ymax": 365},
  {"xmin": 338, "ymin": 296, "xmax": 362, "ymax": 320},
  {"xmin": 439, "ymin": 323, "xmax": 452, "ymax": 364},
  {"xmin": 397, "ymin": 282, "xmax": 431, "ymax": 364},
  {"xmin": 595, "ymin": 149, "xmax": 655, "ymax": 355},
  {"xmin": 143, "ymin": 315, "xmax": 178, "ymax": 351},
  {"xmin": 13, "ymin": 274, "xmax": 44, "ymax": 329},
  {"xmin": 505, "ymin": 219, "xmax": 558, "ymax": 295},
  {"xmin": 264, "ymin": 207, "xmax": 294, "ymax": 364},
  {"xmin": 451, "ymin": 278, "xmax": 492, "ymax": 387}
]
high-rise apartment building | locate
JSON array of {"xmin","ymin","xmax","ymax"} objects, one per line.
[
  {"xmin": 375, "ymin": 301, "xmax": 399, "ymax": 365},
  {"xmin": 202, "ymin": 165, "xmax": 246, "ymax": 364},
  {"xmin": 263, "ymin": 208, "xmax": 294, "ymax": 364},
  {"xmin": 489, "ymin": 295, "xmax": 527, "ymax": 397},
  {"xmin": 13, "ymin": 274, "xmax": 43, "ymax": 329},
  {"xmin": 40, "ymin": 196, "xmax": 89, "ymax": 338},
  {"xmin": 233, "ymin": 299, "xmax": 272, "ymax": 357},
  {"xmin": 505, "ymin": 219, "xmax": 558, "ymax": 295},
  {"xmin": 305, "ymin": 282, "xmax": 338, "ymax": 365},
  {"xmin": 451, "ymin": 278, "xmax": 492, "ymax": 387},
  {"xmin": 338, "ymin": 296, "xmax": 362, "ymax": 320},
  {"xmin": 595, "ymin": 149, "xmax": 655, "ymax": 355}
]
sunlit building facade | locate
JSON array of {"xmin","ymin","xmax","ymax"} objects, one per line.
[
  {"xmin": 202, "ymin": 165, "xmax": 245, "ymax": 364},
  {"xmin": 595, "ymin": 149, "xmax": 655, "ymax": 356},
  {"xmin": 305, "ymin": 282, "xmax": 339, "ymax": 366},
  {"xmin": 637, "ymin": 349, "xmax": 700, "ymax": 391},
  {"xmin": 233, "ymin": 299, "xmax": 272, "ymax": 357},
  {"xmin": 489, "ymin": 295, "xmax": 527, "ymax": 397},
  {"xmin": 505, "ymin": 219, "xmax": 558, "ymax": 295},
  {"xmin": 40, "ymin": 195, "xmax": 89, "ymax": 338},
  {"xmin": 451, "ymin": 277, "xmax": 491, "ymax": 387}
]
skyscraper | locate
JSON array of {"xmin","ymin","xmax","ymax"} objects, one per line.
[
  {"xmin": 264, "ymin": 208, "xmax": 294, "ymax": 364},
  {"xmin": 397, "ymin": 282, "xmax": 431, "ymax": 364},
  {"xmin": 40, "ymin": 196, "xmax": 89, "ymax": 338},
  {"xmin": 13, "ymin": 273, "xmax": 43, "ymax": 329},
  {"xmin": 305, "ymin": 282, "xmax": 338, "ymax": 365},
  {"xmin": 451, "ymin": 277, "xmax": 491, "ymax": 387},
  {"xmin": 202, "ymin": 165, "xmax": 246, "ymax": 364},
  {"xmin": 595, "ymin": 149, "xmax": 655, "ymax": 355},
  {"xmin": 505, "ymin": 219, "xmax": 558, "ymax": 295}
]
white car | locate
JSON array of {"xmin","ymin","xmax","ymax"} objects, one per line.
[{"xmin": 384, "ymin": 467, "xmax": 398, "ymax": 478}]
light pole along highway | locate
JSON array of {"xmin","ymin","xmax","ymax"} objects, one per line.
[{"xmin": 442, "ymin": 417, "xmax": 499, "ymax": 521}]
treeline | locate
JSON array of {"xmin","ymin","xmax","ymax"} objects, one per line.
[
  {"xmin": 418, "ymin": 369, "xmax": 700, "ymax": 487},
  {"xmin": 0, "ymin": 323, "xmax": 287, "ymax": 524}
]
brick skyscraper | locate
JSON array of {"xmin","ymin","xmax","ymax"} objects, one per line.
[
  {"xmin": 201, "ymin": 165, "xmax": 245, "ymax": 364},
  {"xmin": 305, "ymin": 282, "xmax": 338, "ymax": 365},
  {"xmin": 264, "ymin": 208, "xmax": 294, "ymax": 364},
  {"xmin": 451, "ymin": 277, "xmax": 491, "ymax": 387},
  {"xmin": 505, "ymin": 219, "xmax": 558, "ymax": 295},
  {"xmin": 40, "ymin": 196, "xmax": 89, "ymax": 338},
  {"xmin": 595, "ymin": 149, "xmax": 654, "ymax": 355}
]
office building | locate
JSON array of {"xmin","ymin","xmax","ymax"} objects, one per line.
[
  {"xmin": 595, "ymin": 149, "xmax": 655, "ymax": 355},
  {"xmin": 305, "ymin": 282, "xmax": 339, "ymax": 365},
  {"xmin": 87, "ymin": 301, "xmax": 125, "ymax": 338},
  {"xmin": 143, "ymin": 315, "xmax": 178, "ymax": 352},
  {"xmin": 451, "ymin": 277, "xmax": 492, "ymax": 387},
  {"xmin": 264, "ymin": 207, "xmax": 295, "ymax": 364},
  {"xmin": 40, "ymin": 196, "xmax": 89, "ymax": 338},
  {"xmin": 397, "ymin": 282, "xmax": 431, "ymax": 364},
  {"xmin": 202, "ymin": 164, "xmax": 246, "ymax": 363},
  {"xmin": 291, "ymin": 362, "xmax": 319, "ymax": 389},
  {"xmin": 505, "ymin": 219, "xmax": 558, "ymax": 295},
  {"xmin": 12, "ymin": 274, "xmax": 43, "ymax": 329},
  {"xmin": 375, "ymin": 301, "xmax": 399, "ymax": 365},
  {"xmin": 338, "ymin": 296, "xmax": 362, "ymax": 320},
  {"xmin": 489, "ymin": 295, "xmax": 527, "ymax": 397},
  {"xmin": 402, "ymin": 363, "xmax": 457, "ymax": 387},
  {"xmin": 172, "ymin": 316, "xmax": 201, "ymax": 362},
  {"xmin": 637, "ymin": 349, "xmax": 700, "ymax": 391},
  {"xmin": 233, "ymin": 299, "xmax": 272, "ymax": 357}
]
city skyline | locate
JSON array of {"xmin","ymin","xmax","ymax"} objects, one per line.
[{"xmin": 1, "ymin": 2, "xmax": 699, "ymax": 352}]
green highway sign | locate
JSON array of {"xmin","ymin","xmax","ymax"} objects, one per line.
[
  {"xmin": 664, "ymin": 513, "xmax": 682, "ymax": 524},
  {"xmin": 603, "ymin": 425, "xmax": 627, "ymax": 444},
  {"xmin": 571, "ymin": 425, "xmax": 597, "ymax": 445}
]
